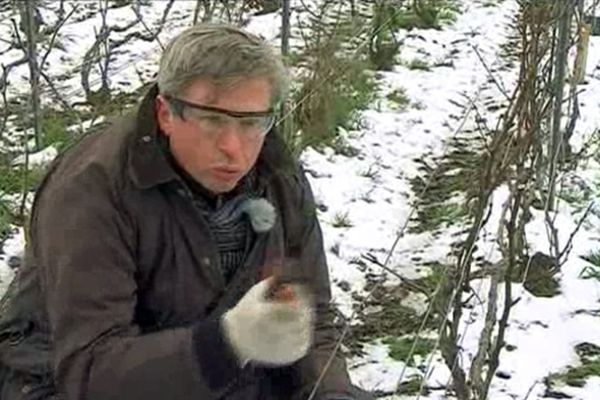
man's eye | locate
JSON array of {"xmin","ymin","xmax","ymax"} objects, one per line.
[
  {"xmin": 239, "ymin": 118, "xmax": 261, "ymax": 128},
  {"xmin": 200, "ymin": 115, "xmax": 226, "ymax": 126}
]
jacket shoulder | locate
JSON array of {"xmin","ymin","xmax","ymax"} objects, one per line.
[
  {"xmin": 34, "ymin": 116, "xmax": 136, "ymax": 198},
  {"xmin": 267, "ymin": 161, "xmax": 318, "ymax": 259}
]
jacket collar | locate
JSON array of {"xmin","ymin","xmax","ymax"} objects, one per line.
[{"xmin": 127, "ymin": 83, "xmax": 178, "ymax": 190}]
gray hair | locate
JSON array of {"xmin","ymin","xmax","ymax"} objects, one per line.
[{"xmin": 157, "ymin": 24, "xmax": 288, "ymax": 107}]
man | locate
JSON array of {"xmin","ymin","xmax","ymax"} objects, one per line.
[{"xmin": 0, "ymin": 24, "xmax": 373, "ymax": 400}]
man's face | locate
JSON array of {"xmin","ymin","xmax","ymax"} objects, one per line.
[{"xmin": 156, "ymin": 78, "xmax": 274, "ymax": 194}]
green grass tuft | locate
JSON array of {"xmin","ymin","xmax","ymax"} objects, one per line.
[
  {"xmin": 331, "ymin": 211, "xmax": 353, "ymax": 228},
  {"xmin": 383, "ymin": 336, "xmax": 436, "ymax": 365},
  {"xmin": 397, "ymin": 376, "xmax": 430, "ymax": 395},
  {"xmin": 408, "ymin": 58, "xmax": 431, "ymax": 71},
  {"xmin": 546, "ymin": 343, "xmax": 600, "ymax": 389},
  {"xmin": 387, "ymin": 88, "xmax": 411, "ymax": 110}
]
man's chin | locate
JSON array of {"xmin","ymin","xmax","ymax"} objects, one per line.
[{"xmin": 203, "ymin": 178, "xmax": 240, "ymax": 195}]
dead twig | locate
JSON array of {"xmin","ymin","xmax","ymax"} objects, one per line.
[
  {"xmin": 361, "ymin": 252, "xmax": 431, "ymax": 296},
  {"xmin": 472, "ymin": 44, "xmax": 510, "ymax": 101},
  {"xmin": 129, "ymin": 0, "xmax": 173, "ymax": 49},
  {"xmin": 557, "ymin": 201, "xmax": 594, "ymax": 266},
  {"xmin": 80, "ymin": 0, "xmax": 173, "ymax": 102},
  {"xmin": 39, "ymin": 3, "xmax": 79, "ymax": 70}
]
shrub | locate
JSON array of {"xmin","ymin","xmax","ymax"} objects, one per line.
[
  {"xmin": 41, "ymin": 110, "xmax": 73, "ymax": 151},
  {"xmin": 292, "ymin": 11, "xmax": 377, "ymax": 152},
  {"xmin": 395, "ymin": 0, "xmax": 460, "ymax": 31}
]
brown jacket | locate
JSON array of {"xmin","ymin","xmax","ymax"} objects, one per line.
[{"xmin": 0, "ymin": 85, "xmax": 370, "ymax": 400}]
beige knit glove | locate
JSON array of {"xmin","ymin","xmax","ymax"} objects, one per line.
[{"xmin": 221, "ymin": 277, "xmax": 315, "ymax": 367}]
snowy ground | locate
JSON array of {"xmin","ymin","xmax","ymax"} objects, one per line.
[
  {"xmin": 314, "ymin": 1, "xmax": 600, "ymax": 399},
  {"xmin": 1, "ymin": 0, "xmax": 600, "ymax": 399}
]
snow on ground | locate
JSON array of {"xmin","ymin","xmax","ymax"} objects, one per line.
[
  {"xmin": 12, "ymin": 146, "xmax": 58, "ymax": 167},
  {"xmin": 0, "ymin": 227, "xmax": 24, "ymax": 298},
  {"xmin": 305, "ymin": 0, "xmax": 520, "ymax": 319},
  {"xmin": 297, "ymin": 1, "xmax": 600, "ymax": 399},
  {"xmin": 1, "ymin": 0, "xmax": 600, "ymax": 399}
]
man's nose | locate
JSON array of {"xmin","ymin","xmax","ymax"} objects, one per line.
[{"xmin": 215, "ymin": 123, "xmax": 243, "ymax": 159}]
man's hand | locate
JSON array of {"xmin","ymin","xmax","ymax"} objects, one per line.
[{"xmin": 221, "ymin": 277, "xmax": 315, "ymax": 367}]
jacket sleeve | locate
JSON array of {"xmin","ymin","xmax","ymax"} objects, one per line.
[
  {"xmin": 32, "ymin": 166, "xmax": 242, "ymax": 400},
  {"xmin": 287, "ymin": 172, "xmax": 372, "ymax": 400}
]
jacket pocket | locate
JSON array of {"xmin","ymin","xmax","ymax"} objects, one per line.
[{"xmin": 1, "ymin": 369, "xmax": 56, "ymax": 400}]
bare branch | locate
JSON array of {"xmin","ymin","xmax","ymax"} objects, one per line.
[
  {"xmin": 472, "ymin": 44, "xmax": 510, "ymax": 101},
  {"xmin": 469, "ymin": 261, "xmax": 500, "ymax": 397},
  {"xmin": 0, "ymin": 65, "xmax": 11, "ymax": 139},
  {"xmin": 80, "ymin": 0, "xmax": 172, "ymax": 102},
  {"xmin": 236, "ymin": 0, "xmax": 251, "ymax": 25},
  {"xmin": 557, "ymin": 202, "xmax": 593, "ymax": 266},
  {"xmin": 131, "ymin": 0, "xmax": 169, "ymax": 50},
  {"xmin": 361, "ymin": 253, "xmax": 432, "ymax": 296},
  {"xmin": 221, "ymin": 0, "xmax": 233, "ymax": 23},
  {"xmin": 298, "ymin": 0, "xmax": 321, "ymax": 21},
  {"xmin": 192, "ymin": 0, "xmax": 202, "ymax": 25},
  {"xmin": 39, "ymin": 4, "xmax": 79, "ymax": 70},
  {"xmin": 482, "ymin": 176, "xmax": 525, "ymax": 399},
  {"xmin": 0, "ymin": 36, "xmax": 17, "ymax": 49},
  {"xmin": 99, "ymin": 0, "xmax": 110, "ymax": 94},
  {"xmin": 110, "ymin": 0, "xmax": 174, "ymax": 47},
  {"xmin": 522, "ymin": 381, "xmax": 540, "ymax": 400},
  {"xmin": 133, "ymin": 64, "xmax": 147, "ymax": 86},
  {"xmin": 22, "ymin": 0, "xmax": 42, "ymax": 150},
  {"xmin": 0, "ymin": 56, "xmax": 29, "ymax": 92},
  {"xmin": 202, "ymin": 0, "xmax": 218, "ymax": 23},
  {"xmin": 10, "ymin": 18, "xmax": 25, "ymax": 49}
]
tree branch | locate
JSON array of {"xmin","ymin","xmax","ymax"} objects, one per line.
[
  {"xmin": 557, "ymin": 201, "xmax": 593, "ymax": 266},
  {"xmin": 39, "ymin": 3, "xmax": 79, "ymax": 70}
]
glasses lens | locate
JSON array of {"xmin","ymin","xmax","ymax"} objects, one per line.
[
  {"xmin": 259, "ymin": 114, "xmax": 276, "ymax": 134},
  {"xmin": 172, "ymin": 96, "xmax": 276, "ymax": 138},
  {"xmin": 237, "ymin": 114, "xmax": 275, "ymax": 137},
  {"xmin": 186, "ymin": 108, "xmax": 221, "ymax": 124}
]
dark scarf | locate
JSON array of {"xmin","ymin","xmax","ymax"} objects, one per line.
[
  {"xmin": 160, "ymin": 135, "xmax": 264, "ymax": 282},
  {"xmin": 189, "ymin": 172, "xmax": 262, "ymax": 282}
]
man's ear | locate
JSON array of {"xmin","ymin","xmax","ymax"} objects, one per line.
[{"xmin": 155, "ymin": 95, "xmax": 173, "ymax": 137}]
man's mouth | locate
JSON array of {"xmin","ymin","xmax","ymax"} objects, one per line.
[{"xmin": 211, "ymin": 167, "xmax": 241, "ymax": 181}]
